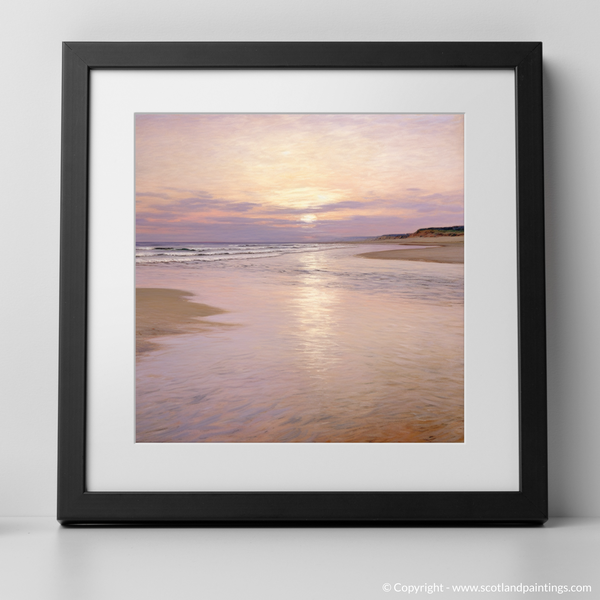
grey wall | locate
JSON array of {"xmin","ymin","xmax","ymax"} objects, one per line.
[{"xmin": 1, "ymin": 0, "xmax": 598, "ymax": 517}]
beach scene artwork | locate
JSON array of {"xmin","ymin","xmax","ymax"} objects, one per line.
[{"xmin": 135, "ymin": 113, "xmax": 464, "ymax": 443}]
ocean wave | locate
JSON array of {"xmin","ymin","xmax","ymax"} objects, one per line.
[{"xmin": 135, "ymin": 243, "xmax": 350, "ymax": 264}]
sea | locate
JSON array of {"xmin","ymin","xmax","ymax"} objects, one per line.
[{"xmin": 135, "ymin": 242, "xmax": 464, "ymax": 443}]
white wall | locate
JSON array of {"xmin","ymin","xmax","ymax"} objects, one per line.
[{"xmin": 1, "ymin": 0, "xmax": 598, "ymax": 517}]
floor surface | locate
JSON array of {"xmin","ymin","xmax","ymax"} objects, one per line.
[{"xmin": 0, "ymin": 518, "xmax": 597, "ymax": 599}]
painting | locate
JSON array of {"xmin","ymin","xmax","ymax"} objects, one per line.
[
  {"xmin": 59, "ymin": 42, "xmax": 547, "ymax": 523},
  {"xmin": 135, "ymin": 113, "xmax": 464, "ymax": 443}
]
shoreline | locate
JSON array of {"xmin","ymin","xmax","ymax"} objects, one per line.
[
  {"xmin": 136, "ymin": 288, "xmax": 231, "ymax": 356},
  {"xmin": 357, "ymin": 242, "xmax": 463, "ymax": 264}
]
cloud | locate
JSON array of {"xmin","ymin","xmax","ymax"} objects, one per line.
[
  {"xmin": 419, "ymin": 192, "xmax": 463, "ymax": 203},
  {"xmin": 411, "ymin": 202, "xmax": 462, "ymax": 214},
  {"xmin": 143, "ymin": 195, "xmax": 374, "ymax": 217},
  {"xmin": 253, "ymin": 200, "xmax": 370, "ymax": 216},
  {"xmin": 136, "ymin": 211, "xmax": 180, "ymax": 223},
  {"xmin": 318, "ymin": 200, "xmax": 370, "ymax": 212},
  {"xmin": 148, "ymin": 196, "xmax": 260, "ymax": 214},
  {"xmin": 161, "ymin": 187, "xmax": 214, "ymax": 199},
  {"xmin": 136, "ymin": 191, "xmax": 170, "ymax": 199}
]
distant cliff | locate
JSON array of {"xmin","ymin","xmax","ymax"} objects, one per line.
[
  {"xmin": 375, "ymin": 226, "xmax": 463, "ymax": 241},
  {"xmin": 375, "ymin": 233, "xmax": 410, "ymax": 240}
]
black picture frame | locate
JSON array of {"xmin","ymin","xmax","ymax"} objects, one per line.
[{"xmin": 58, "ymin": 42, "xmax": 547, "ymax": 525}]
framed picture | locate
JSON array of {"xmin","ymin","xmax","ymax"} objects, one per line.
[{"xmin": 58, "ymin": 42, "xmax": 547, "ymax": 524}]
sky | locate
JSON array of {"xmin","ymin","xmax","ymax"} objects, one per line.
[{"xmin": 135, "ymin": 113, "xmax": 463, "ymax": 242}]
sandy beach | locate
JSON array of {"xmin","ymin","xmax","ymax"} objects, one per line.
[
  {"xmin": 136, "ymin": 288, "xmax": 229, "ymax": 355},
  {"xmin": 357, "ymin": 235, "xmax": 464, "ymax": 246},
  {"xmin": 357, "ymin": 239, "xmax": 464, "ymax": 264}
]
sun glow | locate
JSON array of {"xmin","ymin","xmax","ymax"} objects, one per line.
[{"xmin": 300, "ymin": 214, "xmax": 318, "ymax": 223}]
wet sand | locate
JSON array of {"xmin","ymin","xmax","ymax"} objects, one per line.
[
  {"xmin": 136, "ymin": 288, "xmax": 229, "ymax": 355},
  {"xmin": 136, "ymin": 246, "xmax": 463, "ymax": 443},
  {"xmin": 357, "ymin": 243, "xmax": 463, "ymax": 264}
]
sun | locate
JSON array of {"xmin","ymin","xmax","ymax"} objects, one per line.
[{"xmin": 300, "ymin": 214, "xmax": 317, "ymax": 223}]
